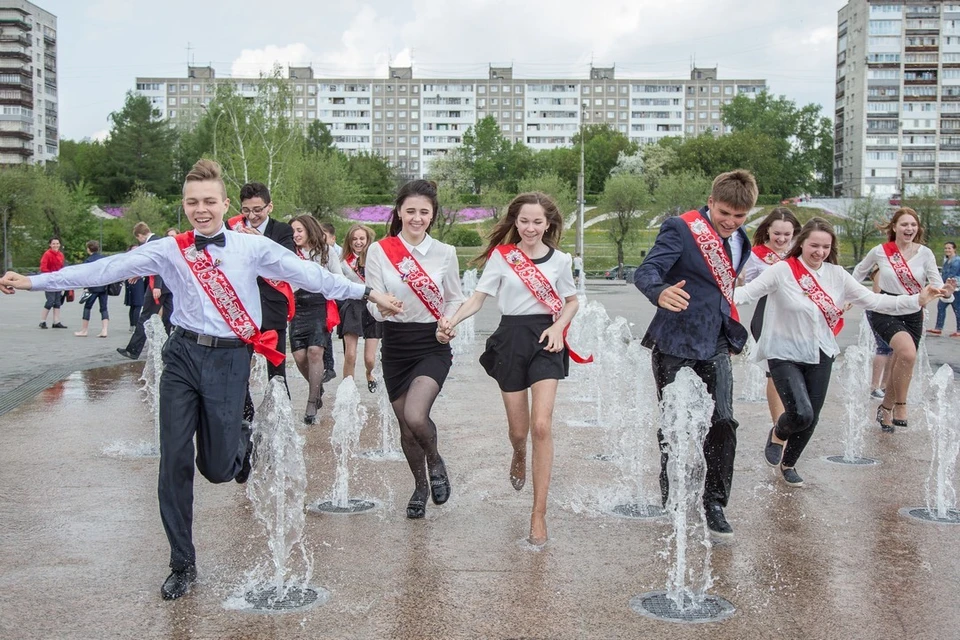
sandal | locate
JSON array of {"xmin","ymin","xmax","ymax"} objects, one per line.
[
  {"xmin": 876, "ymin": 404, "xmax": 894, "ymax": 433},
  {"xmin": 893, "ymin": 402, "xmax": 908, "ymax": 429},
  {"xmin": 303, "ymin": 398, "xmax": 320, "ymax": 425},
  {"xmin": 367, "ymin": 379, "xmax": 377, "ymax": 393}
]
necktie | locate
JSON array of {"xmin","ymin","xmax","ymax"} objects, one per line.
[
  {"xmin": 722, "ymin": 237, "xmax": 732, "ymax": 262},
  {"xmin": 195, "ymin": 233, "xmax": 226, "ymax": 250}
]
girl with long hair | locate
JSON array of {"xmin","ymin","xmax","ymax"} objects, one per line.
[
  {"xmin": 364, "ymin": 180, "xmax": 464, "ymax": 519},
  {"xmin": 289, "ymin": 214, "xmax": 345, "ymax": 424},
  {"xmin": 852, "ymin": 208, "xmax": 957, "ymax": 432},
  {"xmin": 338, "ymin": 224, "xmax": 382, "ymax": 391},
  {"xmin": 734, "ymin": 218, "xmax": 944, "ymax": 486},
  {"xmin": 439, "ymin": 192, "xmax": 579, "ymax": 545}
]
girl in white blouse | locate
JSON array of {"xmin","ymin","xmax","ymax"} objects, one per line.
[
  {"xmin": 289, "ymin": 214, "xmax": 345, "ymax": 424},
  {"xmin": 852, "ymin": 207, "xmax": 956, "ymax": 431},
  {"xmin": 439, "ymin": 192, "xmax": 579, "ymax": 546},
  {"xmin": 742, "ymin": 207, "xmax": 801, "ymax": 432},
  {"xmin": 734, "ymin": 218, "xmax": 943, "ymax": 486},
  {"xmin": 365, "ymin": 180, "xmax": 465, "ymax": 519},
  {"xmin": 338, "ymin": 224, "xmax": 382, "ymax": 393}
]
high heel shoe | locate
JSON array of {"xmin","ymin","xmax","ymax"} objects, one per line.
[
  {"xmin": 303, "ymin": 398, "xmax": 320, "ymax": 425},
  {"xmin": 429, "ymin": 457, "xmax": 451, "ymax": 505},
  {"xmin": 893, "ymin": 402, "xmax": 908, "ymax": 429},
  {"xmin": 367, "ymin": 379, "xmax": 377, "ymax": 393},
  {"xmin": 876, "ymin": 403, "xmax": 894, "ymax": 433}
]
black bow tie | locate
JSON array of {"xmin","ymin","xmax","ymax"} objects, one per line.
[{"xmin": 195, "ymin": 233, "xmax": 226, "ymax": 250}]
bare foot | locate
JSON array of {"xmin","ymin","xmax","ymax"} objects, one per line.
[
  {"xmin": 510, "ymin": 448, "xmax": 526, "ymax": 491},
  {"xmin": 528, "ymin": 512, "xmax": 547, "ymax": 546},
  {"xmin": 73, "ymin": 331, "xmax": 87, "ymax": 337}
]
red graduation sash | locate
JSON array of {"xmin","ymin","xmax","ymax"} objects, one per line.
[
  {"xmin": 345, "ymin": 253, "xmax": 365, "ymax": 282},
  {"xmin": 379, "ymin": 236, "xmax": 445, "ymax": 321},
  {"xmin": 680, "ymin": 210, "xmax": 740, "ymax": 322},
  {"xmin": 174, "ymin": 231, "xmax": 285, "ymax": 366},
  {"xmin": 495, "ymin": 245, "xmax": 593, "ymax": 364},
  {"xmin": 296, "ymin": 248, "xmax": 341, "ymax": 333},
  {"xmin": 228, "ymin": 214, "xmax": 295, "ymax": 321},
  {"xmin": 786, "ymin": 257, "xmax": 844, "ymax": 336},
  {"xmin": 752, "ymin": 245, "xmax": 781, "ymax": 266},
  {"xmin": 881, "ymin": 242, "xmax": 922, "ymax": 295}
]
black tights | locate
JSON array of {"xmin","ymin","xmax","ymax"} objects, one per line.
[
  {"xmin": 768, "ymin": 351, "xmax": 834, "ymax": 468},
  {"xmin": 391, "ymin": 375, "xmax": 443, "ymax": 497}
]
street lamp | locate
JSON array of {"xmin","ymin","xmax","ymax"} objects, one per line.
[{"xmin": 577, "ymin": 100, "xmax": 587, "ymax": 265}]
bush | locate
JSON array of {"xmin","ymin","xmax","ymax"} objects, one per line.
[
  {"xmin": 756, "ymin": 194, "xmax": 783, "ymax": 205},
  {"xmin": 443, "ymin": 226, "xmax": 483, "ymax": 247}
]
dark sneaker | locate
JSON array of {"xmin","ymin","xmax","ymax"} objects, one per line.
[
  {"xmin": 51, "ymin": 322, "xmax": 67, "ymax": 329},
  {"xmin": 116, "ymin": 348, "xmax": 137, "ymax": 360},
  {"xmin": 704, "ymin": 503, "xmax": 733, "ymax": 538},
  {"xmin": 764, "ymin": 427, "xmax": 784, "ymax": 467},
  {"xmin": 39, "ymin": 322, "xmax": 48, "ymax": 329},
  {"xmin": 781, "ymin": 467, "xmax": 804, "ymax": 487},
  {"xmin": 161, "ymin": 565, "xmax": 197, "ymax": 600}
]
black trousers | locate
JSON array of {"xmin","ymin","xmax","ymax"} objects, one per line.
[
  {"xmin": 125, "ymin": 292, "xmax": 173, "ymax": 357},
  {"xmin": 242, "ymin": 320, "xmax": 288, "ymax": 421},
  {"xmin": 652, "ymin": 346, "xmax": 737, "ymax": 508},
  {"xmin": 768, "ymin": 351, "xmax": 834, "ymax": 468},
  {"xmin": 158, "ymin": 331, "xmax": 252, "ymax": 570}
]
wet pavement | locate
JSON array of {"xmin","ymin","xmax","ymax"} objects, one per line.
[{"xmin": 1, "ymin": 283, "xmax": 960, "ymax": 639}]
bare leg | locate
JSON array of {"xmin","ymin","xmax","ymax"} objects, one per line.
[
  {"xmin": 871, "ymin": 354, "xmax": 890, "ymax": 392},
  {"xmin": 74, "ymin": 319, "xmax": 90, "ymax": 337},
  {"xmin": 765, "ymin": 377, "xmax": 784, "ymax": 426},
  {"xmin": 888, "ymin": 332, "xmax": 917, "ymax": 423},
  {"xmin": 528, "ymin": 379, "xmax": 558, "ymax": 544},
  {"xmin": 98, "ymin": 318, "xmax": 109, "ymax": 338},
  {"xmin": 501, "ymin": 389, "xmax": 530, "ymax": 490},
  {"xmin": 342, "ymin": 333, "xmax": 359, "ymax": 380},
  {"xmin": 364, "ymin": 338, "xmax": 379, "ymax": 382}
]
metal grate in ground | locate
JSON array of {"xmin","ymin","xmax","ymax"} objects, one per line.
[
  {"xmin": 630, "ymin": 591, "xmax": 735, "ymax": 624},
  {"xmin": 244, "ymin": 586, "xmax": 328, "ymax": 612}
]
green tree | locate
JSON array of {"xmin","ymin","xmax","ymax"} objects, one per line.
[
  {"xmin": 298, "ymin": 152, "xmax": 360, "ymax": 217},
  {"xmin": 531, "ymin": 146, "xmax": 579, "ymax": 192},
  {"xmin": 838, "ymin": 196, "xmax": 888, "ymax": 263},
  {"xmin": 305, "ymin": 120, "xmax": 336, "ymax": 156},
  {"xmin": 650, "ymin": 171, "xmax": 712, "ymax": 220},
  {"xmin": 670, "ymin": 132, "xmax": 786, "ymax": 198},
  {"xmin": 517, "ymin": 173, "xmax": 576, "ymax": 226},
  {"xmin": 902, "ymin": 187, "xmax": 945, "ymax": 238},
  {"xmin": 461, "ymin": 116, "xmax": 511, "ymax": 194},
  {"xmin": 102, "ymin": 92, "xmax": 180, "ymax": 202},
  {"xmin": 600, "ymin": 173, "xmax": 652, "ymax": 269},
  {"xmin": 53, "ymin": 139, "xmax": 110, "ymax": 195},
  {"xmin": 574, "ymin": 124, "xmax": 639, "ymax": 194},
  {"xmin": 346, "ymin": 151, "xmax": 397, "ymax": 195}
]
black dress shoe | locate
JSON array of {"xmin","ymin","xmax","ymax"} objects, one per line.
[
  {"xmin": 764, "ymin": 427, "xmax": 784, "ymax": 467},
  {"xmin": 116, "ymin": 347, "xmax": 137, "ymax": 360},
  {"xmin": 406, "ymin": 498, "xmax": 426, "ymax": 519},
  {"xmin": 51, "ymin": 322, "xmax": 67, "ymax": 329},
  {"xmin": 429, "ymin": 458, "xmax": 451, "ymax": 505},
  {"xmin": 161, "ymin": 565, "xmax": 197, "ymax": 600},
  {"xmin": 322, "ymin": 369, "xmax": 336, "ymax": 383},
  {"xmin": 704, "ymin": 503, "xmax": 733, "ymax": 538},
  {"xmin": 235, "ymin": 439, "xmax": 253, "ymax": 484}
]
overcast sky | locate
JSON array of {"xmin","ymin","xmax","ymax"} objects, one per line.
[{"xmin": 46, "ymin": 0, "xmax": 846, "ymax": 141}]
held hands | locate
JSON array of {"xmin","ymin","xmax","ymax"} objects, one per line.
[
  {"xmin": 236, "ymin": 224, "xmax": 261, "ymax": 236},
  {"xmin": 369, "ymin": 291, "xmax": 403, "ymax": 318},
  {"xmin": 539, "ymin": 324, "xmax": 565, "ymax": 353},
  {"xmin": 919, "ymin": 283, "xmax": 949, "ymax": 307},
  {"xmin": 436, "ymin": 316, "xmax": 457, "ymax": 344},
  {"xmin": 657, "ymin": 279, "xmax": 690, "ymax": 312},
  {"xmin": 0, "ymin": 271, "xmax": 31, "ymax": 294}
]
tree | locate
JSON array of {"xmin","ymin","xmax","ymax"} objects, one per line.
[
  {"xmin": 461, "ymin": 116, "xmax": 511, "ymax": 194},
  {"xmin": 650, "ymin": 171, "xmax": 712, "ymax": 220},
  {"xmin": 298, "ymin": 152, "xmax": 360, "ymax": 218},
  {"xmin": 638, "ymin": 142, "xmax": 679, "ymax": 192},
  {"xmin": 102, "ymin": 92, "xmax": 180, "ymax": 202},
  {"xmin": 305, "ymin": 120, "xmax": 336, "ymax": 156},
  {"xmin": 517, "ymin": 173, "xmax": 576, "ymax": 226},
  {"xmin": 838, "ymin": 196, "xmax": 889, "ymax": 263},
  {"xmin": 600, "ymin": 173, "xmax": 651, "ymax": 270},
  {"xmin": 902, "ymin": 187, "xmax": 945, "ymax": 238},
  {"xmin": 670, "ymin": 131, "xmax": 787, "ymax": 198},
  {"xmin": 54, "ymin": 139, "xmax": 110, "ymax": 195},
  {"xmin": 346, "ymin": 151, "xmax": 396, "ymax": 195},
  {"xmin": 574, "ymin": 124, "xmax": 639, "ymax": 194}
]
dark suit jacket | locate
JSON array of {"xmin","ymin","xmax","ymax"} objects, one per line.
[
  {"xmin": 257, "ymin": 217, "xmax": 295, "ymax": 329},
  {"xmin": 634, "ymin": 207, "xmax": 751, "ymax": 360}
]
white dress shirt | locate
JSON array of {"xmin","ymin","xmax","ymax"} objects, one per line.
[
  {"xmin": 31, "ymin": 226, "xmax": 366, "ymax": 338},
  {"xmin": 742, "ymin": 250, "xmax": 784, "ymax": 284},
  {"xmin": 704, "ymin": 208, "xmax": 744, "ymax": 268},
  {"xmin": 364, "ymin": 233, "xmax": 464, "ymax": 322},
  {"xmin": 852, "ymin": 244, "xmax": 945, "ymax": 294},
  {"xmin": 475, "ymin": 247, "xmax": 577, "ymax": 316},
  {"xmin": 734, "ymin": 260, "xmax": 921, "ymax": 364}
]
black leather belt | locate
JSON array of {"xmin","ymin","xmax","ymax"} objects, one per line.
[{"xmin": 173, "ymin": 327, "xmax": 246, "ymax": 348}]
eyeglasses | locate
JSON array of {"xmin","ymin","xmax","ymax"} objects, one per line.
[{"xmin": 241, "ymin": 206, "xmax": 268, "ymax": 215}]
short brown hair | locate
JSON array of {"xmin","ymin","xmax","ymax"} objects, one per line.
[
  {"xmin": 183, "ymin": 159, "xmax": 226, "ymax": 198},
  {"xmin": 881, "ymin": 207, "xmax": 925, "ymax": 244},
  {"xmin": 85, "ymin": 240, "xmax": 100, "ymax": 253},
  {"xmin": 132, "ymin": 222, "xmax": 150, "ymax": 237},
  {"xmin": 711, "ymin": 170, "xmax": 758, "ymax": 212}
]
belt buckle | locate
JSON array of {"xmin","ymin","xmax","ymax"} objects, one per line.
[{"xmin": 196, "ymin": 334, "xmax": 214, "ymax": 347}]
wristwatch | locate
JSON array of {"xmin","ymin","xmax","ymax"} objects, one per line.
[{"xmin": 362, "ymin": 285, "xmax": 372, "ymax": 301}]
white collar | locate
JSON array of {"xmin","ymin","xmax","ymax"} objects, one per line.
[
  {"xmin": 399, "ymin": 232, "xmax": 434, "ymax": 256},
  {"xmin": 255, "ymin": 218, "xmax": 269, "ymax": 234},
  {"xmin": 196, "ymin": 224, "xmax": 226, "ymax": 238}
]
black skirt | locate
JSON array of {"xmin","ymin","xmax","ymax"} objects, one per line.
[
  {"xmin": 479, "ymin": 314, "xmax": 569, "ymax": 392},
  {"xmin": 381, "ymin": 322, "xmax": 452, "ymax": 402},
  {"xmin": 337, "ymin": 299, "xmax": 383, "ymax": 340},
  {"xmin": 289, "ymin": 297, "xmax": 329, "ymax": 352},
  {"xmin": 868, "ymin": 292, "xmax": 923, "ymax": 349},
  {"xmin": 750, "ymin": 296, "xmax": 767, "ymax": 341}
]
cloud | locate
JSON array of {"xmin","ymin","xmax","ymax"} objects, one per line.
[{"xmin": 230, "ymin": 43, "xmax": 320, "ymax": 78}]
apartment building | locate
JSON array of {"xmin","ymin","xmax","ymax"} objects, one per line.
[
  {"xmin": 136, "ymin": 65, "xmax": 765, "ymax": 180},
  {"xmin": 0, "ymin": 0, "xmax": 56, "ymax": 165},
  {"xmin": 836, "ymin": 0, "xmax": 960, "ymax": 197}
]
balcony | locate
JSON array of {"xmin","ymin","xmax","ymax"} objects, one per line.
[
  {"xmin": 0, "ymin": 92, "xmax": 33, "ymax": 108},
  {"xmin": 0, "ymin": 128, "xmax": 31, "ymax": 141},
  {"xmin": 0, "ymin": 47, "xmax": 30, "ymax": 62},
  {"xmin": 0, "ymin": 18, "xmax": 31, "ymax": 31},
  {"xmin": 0, "ymin": 143, "xmax": 33, "ymax": 157},
  {"xmin": 0, "ymin": 34, "xmax": 31, "ymax": 48}
]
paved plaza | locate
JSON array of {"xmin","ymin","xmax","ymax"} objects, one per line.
[{"xmin": 1, "ymin": 281, "xmax": 959, "ymax": 639}]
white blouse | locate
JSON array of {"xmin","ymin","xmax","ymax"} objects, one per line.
[
  {"xmin": 852, "ymin": 244, "xmax": 944, "ymax": 294},
  {"xmin": 340, "ymin": 255, "xmax": 365, "ymax": 285},
  {"xmin": 364, "ymin": 233, "xmax": 464, "ymax": 323},
  {"xmin": 742, "ymin": 249, "xmax": 784, "ymax": 284},
  {"xmin": 734, "ymin": 260, "xmax": 921, "ymax": 364},
  {"xmin": 475, "ymin": 247, "xmax": 577, "ymax": 316}
]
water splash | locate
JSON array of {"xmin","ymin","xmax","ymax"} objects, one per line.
[
  {"xmin": 359, "ymin": 362, "xmax": 403, "ymax": 461},
  {"xmin": 659, "ymin": 368, "xmax": 715, "ymax": 611},
  {"xmin": 923, "ymin": 365, "xmax": 960, "ymax": 519},
  {"xmin": 330, "ymin": 377, "xmax": 369, "ymax": 508},
  {"xmin": 565, "ymin": 300, "xmax": 610, "ymax": 425},
  {"xmin": 249, "ymin": 353, "xmax": 269, "ymax": 402},
  {"xmin": 244, "ymin": 378, "xmax": 314, "ymax": 599},
  {"xmin": 838, "ymin": 345, "xmax": 872, "ymax": 461},
  {"xmin": 452, "ymin": 269, "xmax": 478, "ymax": 356},
  {"xmin": 908, "ymin": 334, "xmax": 933, "ymax": 405},
  {"xmin": 735, "ymin": 336, "xmax": 766, "ymax": 403},
  {"xmin": 136, "ymin": 315, "xmax": 167, "ymax": 456}
]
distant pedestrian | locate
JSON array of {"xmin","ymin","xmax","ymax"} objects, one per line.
[
  {"xmin": 38, "ymin": 237, "xmax": 67, "ymax": 329},
  {"xmin": 319, "ymin": 221, "xmax": 341, "ymax": 383},
  {"xmin": 339, "ymin": 223, "xmax": 383, "ymax": 392},
  {"xmin": 123, "ymin": 244, "xmax": 146, "ymax": 332},
  {"xmin": 74, "ymin": 240, "xmax": 110, "ymax": 337},
  {"xmin": 928, "ymin": 241, "xmax": 960, "ymax": 337},
  {"xmin": 117, "ymin": 222, "xmax": 174, "ymax": 359}
]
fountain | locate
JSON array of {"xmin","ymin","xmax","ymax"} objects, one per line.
[
  {"xmin": 309, "ymin": 377, "xmax": 377, "ymax": 514},
  {"xmin": 565, "ymin": 300, "xmax": 609, "ymax": 426},
  {"xmin": 735, "ymin": 336, "xmax": 766, "ymax": 403},
  {"xmin": 630, "ymin": 368, "xmax": 735, "ymax": 623},
  {"xmin": 452, "ymin": 269, "xmax": 477, "ymax": 357},
  {"xmin": 908, "ymin": 335, "xmax": 933, "ymax": 406},
  {"xmin": 591, "ymin": 316, "xmax": 631, "ymax": 461},
  {"xmin": 825, "ymin": 344, "xmax": 879, "ymax": 466},
  {"xmin": 248, "ymin": 353, "xmax": 269, "ymax": 402},
  {"xmin": 358, "ymin": 362, "xmax": 404, "ymax": 461},
  {"xmin": 237, "ymin": 378, "xmax": 327, "ymax": 612},
  {"xmin": 901, "ymin": 364, "xmax": 960, "ymax": 524}
]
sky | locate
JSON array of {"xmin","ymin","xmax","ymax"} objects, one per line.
[{"xmin": 44, "ymin": 0, "xmax": 846, "ymax": 141}]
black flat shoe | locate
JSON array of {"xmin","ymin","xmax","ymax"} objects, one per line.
[
  {"xmin": 161, "ymin": 565, "xmax": 197, "ymax": 600},
  {"xmin": 406, "ymin": 498, "xmax": 426, "ymax": 519},
  {"xmin": 704, "ymin": 503, "xmax": 733, "ymax": 538},
  {"xmin": 367, "ymin": 380, "xmax": 377, "ymax": 393},
  {"xmin": 764, "ymin": 427, "xmax": 784, "ymax": 467},
  {"xmin": 429, "ymin": 458, "xmax": 451, "ymax": 505}
]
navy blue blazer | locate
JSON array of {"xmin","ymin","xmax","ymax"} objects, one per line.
[{"xmin": 634, "ymin": 207, "xmax": 751, "ymax": 360}]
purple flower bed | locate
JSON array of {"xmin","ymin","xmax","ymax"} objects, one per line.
[
  {"xmin": 342, "ymin": 205, "xmax": 494, "ymax": 223},
  {"xmin": 102, "ymin": 207, "xmax": 127, "ymax": 218}
]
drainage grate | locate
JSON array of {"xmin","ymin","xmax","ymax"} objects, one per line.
[
  {"xmin": 244, "ymin": 585, "xmax": 328, "ymax": 612},
  {"xmin": 825, "ymin": 455, "xmax": 880, "ymax": 466},
  {"xmin": 309, "ymin": 499, "xmax": 377, "ymax": 514},
  {"xmin": 899, "ymin": 507, "xmax": 960, "ymax": 524},
  {"xmin": 630, "ymin": 591, "xmax": 735, "ymax": 624},
  {"xmin": 0, "ymin": 368, "xmax": 73, "ymax": 417},
  {"xmin": 611, "ymin": 503, "xmax": 666, "ymax": 519}
]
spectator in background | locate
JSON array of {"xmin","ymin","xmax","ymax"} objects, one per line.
[
  {"xmin": 928, "ymin": 241, "xmax": 960, "ymax": 337},
  {"xmin": 319, "ymin": 221, "xmax": 341, "ymax": 383},
  {"xmin": 166, "ymin": 228, "xmax": 179, "ymax": 238},
  {"xmin": 117, "ymin": 222, "xmax": 174, "ymax": 359},
  {"xmin": 74, "ymin": 240, "xmax": 110, "ymax": 337},
  {"xmin": 39, "ymin": 237, "xmax": 67, "ymax": 329},
  {"xmin": 123, "ymin": 244, "xmax": 146, "ymax": 332}
]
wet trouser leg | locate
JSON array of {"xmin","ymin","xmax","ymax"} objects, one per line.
[{"xmin": 768, "ymin": 351, "xmax": 834, "ymax": 468}]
